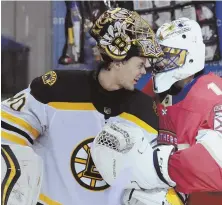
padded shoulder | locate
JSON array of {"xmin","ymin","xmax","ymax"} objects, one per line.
[{"xmin": 30, "ymin": 70, "xmax": 93, "ymax": 104}]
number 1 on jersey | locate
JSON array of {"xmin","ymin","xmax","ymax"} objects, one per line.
[{"xmin": 208, "ymin": 82, "xmax": 222, "ymax": 95}]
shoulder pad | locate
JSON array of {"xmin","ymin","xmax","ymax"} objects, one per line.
[{"xmin": 30, "ymin": 70, "xmax": 92, "ymax": 104}]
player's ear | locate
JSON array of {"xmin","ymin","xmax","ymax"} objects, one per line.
[{"xmin": 109, "ymin": 61, "xmax": 120, "ymax": 71}]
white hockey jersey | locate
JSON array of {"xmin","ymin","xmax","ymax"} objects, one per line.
[{"xmin": 1, "ymin": 70, "xmax": 158, "ymax": 205}]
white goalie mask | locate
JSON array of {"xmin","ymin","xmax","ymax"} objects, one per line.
[{"xmin": 152, "ymin": 18, "xmax": 205, "ymax": 93}]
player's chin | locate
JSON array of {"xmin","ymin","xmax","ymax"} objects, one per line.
[{"xmin": 124, "ymin": 83, "xmax": 135, "ymax": 91}]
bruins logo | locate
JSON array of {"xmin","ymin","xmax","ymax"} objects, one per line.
[
  {"xmin": 42, "ymin": 71, "xmax": 57, "ymax": 86},
  {"xmin": 70, "ymin": 137, "xmax": 110, "ymax": 191}
]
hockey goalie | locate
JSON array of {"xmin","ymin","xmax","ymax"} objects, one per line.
[{"xmin": 91, "ymin": 17, "xmax": 222, "ymax": 205}]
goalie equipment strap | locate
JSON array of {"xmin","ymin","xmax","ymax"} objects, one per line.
[
  {"xmin": 153, "ymin": 148, "xmax": 171, "ymax": 187},
  {"xmin": 153, "ymin": 145, "xmax": 176, "ymax": 187},
  {"xmin": 128, "ymin": 188, "xmax": 135, "ymax": 201}
]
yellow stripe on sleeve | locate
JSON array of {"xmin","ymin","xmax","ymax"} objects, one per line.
[
  {"xmin": 48, "ymin": 102, "xmax": 96, "ymax": 110},
  {"xmin": 1, "ymin": 131, "xmax": 28, "ymax": 146},
  {"xmin": 1, "ymin": 111, "xmax": 40, "ymax": 139},
  {"xmin": 119, "ymin": 112, "xmax": 158, "ymax": 134}
]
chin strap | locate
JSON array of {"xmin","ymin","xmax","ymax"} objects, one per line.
[{"xmin": 153, "ymin": 145, "xmax": 177, "ymax": 187}]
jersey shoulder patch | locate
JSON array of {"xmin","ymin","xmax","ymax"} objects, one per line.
[
  {"xmin": 30, "ymin": 70, "xmax": 93, "ymax": 104},
  {"xmin": 42, "ymin": 71, "xmax": 57, "ymax": 86}
]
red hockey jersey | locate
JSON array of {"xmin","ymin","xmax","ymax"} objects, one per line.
[{"xmin": 157, "ymin": 73, "xmax": 222, "ymax": 193}]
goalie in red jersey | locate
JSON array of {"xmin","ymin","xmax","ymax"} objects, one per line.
[
  {"xmin": 91, "ymin": 17, "xmax": 222, "ymax": 205},
  {"xmin": 151, "ymin": 17, "xmax": 222, "ymax": 204}
]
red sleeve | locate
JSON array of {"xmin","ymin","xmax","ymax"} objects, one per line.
[{"xmin": 168, "ymin": 143, "xmax": 222, "ymax": 194}]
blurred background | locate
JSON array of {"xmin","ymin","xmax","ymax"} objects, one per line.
[{"xmin": 2, "ymin": 0, "xmax": 222, "ymax": 100}]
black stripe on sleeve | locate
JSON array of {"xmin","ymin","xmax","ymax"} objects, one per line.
[{"xmin": 1, "ymin": 121, "xmax": 33, "ymax": 145}]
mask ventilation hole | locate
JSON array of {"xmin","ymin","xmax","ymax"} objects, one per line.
[
  {"xmin": 182, "ymin": 34, "xmax": 186, "ymax": 39},
  {"xmin": 189, "ymin": 59, "xmax": 194, "ymax": 63}
]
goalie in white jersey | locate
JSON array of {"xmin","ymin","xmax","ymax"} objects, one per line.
[{"xmin": 1, "ymin": 8, "xmax": 183, "ymax": 205}]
